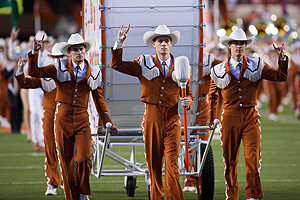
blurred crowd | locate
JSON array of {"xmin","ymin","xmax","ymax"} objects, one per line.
[{"xmin": 0, "ymin": 28, "xmax": 62, "ymax": 150}]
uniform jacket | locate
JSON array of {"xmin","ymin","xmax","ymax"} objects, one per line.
[
  {"xmin": 15, "ymin": 73, "xmax": 56, "ymax": 110},
  {"xmin": 110, "ymin": 48, "xmax": 193, "ymax": 109},
  {"xmin": 208, "ymin": 55, "xmax": 288, "ymax": 121},
  {"xmin": 27, "ymin": 52, "xmax": 112, "ymax": 128}
]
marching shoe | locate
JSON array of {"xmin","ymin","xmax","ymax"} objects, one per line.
[
  {"xmin": 268, "ymin": 113, "xmax": 278, "ymax": 121},
  {"xmin": 182, "ymin": 186, "xmax": 196, "ymax": 192},
  {"xmin": 79, "ymin": 193, "xmax": 90, "ymax": 200},
  {"xmin": 45, "ymin": 184, "xmax": 57, "ymax": 195}
]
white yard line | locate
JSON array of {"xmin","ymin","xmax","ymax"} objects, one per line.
[
  {"xmin": 0, "ymin": 166, "xmax": 43, "ymax": 169},
  {"xmin": 0, "ymin": 153, "xmax": 44, "ymax": 157}
]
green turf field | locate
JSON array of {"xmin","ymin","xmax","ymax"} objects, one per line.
[{"xmin": 0, "ymin": 101, "xmax": 299, "ymax": 200}]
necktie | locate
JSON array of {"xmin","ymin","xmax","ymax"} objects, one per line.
[
  {"xmin": 162, "ymin": 61, "xmax": 167, "ymax": 77},
  {"xmin": 237, "ymin": 63, "xmax": 242, "ymax": 71},
  {"xmin": 75, "ymin": 65, "xmax": 80, "ymax": 82}
]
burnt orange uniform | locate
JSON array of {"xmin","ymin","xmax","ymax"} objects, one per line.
[
  {"xmin": 28, "ymin": 52, "xmax": 113, "ymax": 200},
  {"xmin": 111, "ymin": 48, "xmax": 193, "ymax": 200},
  {"xmin": 14, "ymin": 73, "xmax": 62, "ymax": 187},
  {"xmin": 290, "ymin": 58, "xmax": 300, "ymax": 119},
  {"xmin": 0, "ymin": 67, "xmax": 10, "ymax": 122},
  {"xmin": 208, "ymin": 55, "xmax": 288, "ymax": 200}
]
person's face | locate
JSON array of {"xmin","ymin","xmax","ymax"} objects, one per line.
[
  {"xmin": 228, "ymin": 41, "xmax": 247, "ymax": 58},
  {"xmin": 68, "ymin": 44, "xmax": 86, "ymax": 64},
  {"xmin": 152, "ymin": 36, "xmax": 172, "ymax": 55}
]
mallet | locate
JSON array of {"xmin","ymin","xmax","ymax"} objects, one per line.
[{"xmin": 175, "ymin": 56, "xmax": 191, "ymax": 172}]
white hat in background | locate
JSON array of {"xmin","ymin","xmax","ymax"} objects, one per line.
[
  {"xmin": 59, "ymin": 33, "xmax": 94, "ymax": 55},
  {"xmin": 219, "ymin": 28, "xmax": 255, "ymax": 46},
  {"xmin": 143, "ymin": 25, "xmax": 180, "ymax": 48},
  {"xmin": 29, "ymin": 35, "xmax": 35, "ymax": 42},
  {"xmin": 19, "ymin": 41, "xmax": 28, "ymax": 51},
  {"xmin": 46, "ymin": 43, "xmax": 65, "ymax": 57},
  {"xmin": 35, "ymin": 30, "xmax": 48, "ymax": 41}
]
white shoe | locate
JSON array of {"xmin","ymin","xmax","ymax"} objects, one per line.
[
  {"xmin": 45, "ymin": 185, "xmax": 57, "ymax": 195},
  {"xmin": 0, "ymin": 117, "xmax": 10, "ymax": 128},
  {"xmin": 247, "ymin": 198, "xmax": 259, "ymax": 200},
  {"xmin": 277, "ymin": 105, "xmax": 284, "ymax": 113},
  {"xmin": 295, "ymin": 109, "xmax": 300, "ymax": 117},
  {"xmin": 268, "ymin": 113, "xmax": 278, "ymax": 121},
  {"xmin": 182, "ymin": 186, "xmax": 196, "ymax": 192},
  {"xmin": 79, "ymin": 193, "xmax": 90, "ymax": 200}
]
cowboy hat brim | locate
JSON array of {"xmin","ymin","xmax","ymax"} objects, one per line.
[
  {"xmin": 220, "ymin": 35, "xmax": 255, "ymax": 46},
  {"xmin": 143, "ymin": 31, "xmax": 180, "ymax": 48},
  {"xmin": 45, "ymin": 50, "xmax": 64, "ymax": 57},
  {"xmin": 59, "ymin": 38, "xmax": 94, "ymax": 55}
]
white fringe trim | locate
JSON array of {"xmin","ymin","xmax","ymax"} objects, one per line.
[
  {"xmin": 211, "ymin": 62, "xmax": 231, "ymax": 89},
  {"xmin": 54, "ymin": 58, "xmax": 102, "ymax": 90},
  {"xmin": 41, "ymin": 78, "xmax": 56, "ymax": 92},
  {"xmin": 137, "ymin": 55, "xmax": 160, "ymax": 81},
  {"xmin": 243, "ymin": 56, "xmax": 264, "ymax": 82},
  {"xmin": 54, "ymin": 58, "xmax": 72, "ymax": 83},
  {"xmin": 87, "ymin": 65, "xmax": 102, "ymax": 90}
]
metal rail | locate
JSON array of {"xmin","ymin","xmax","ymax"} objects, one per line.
[{"xmin": 99, "ymin": 4, "xmax": 204, "ymax": 10}]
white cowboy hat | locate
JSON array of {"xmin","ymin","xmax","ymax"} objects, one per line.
[
  {"xmin": 59, "ymin": 33, "xmax": 94, "ymax": 55},
  {"xmin": 46, "ymin": 43, "xmax": 65, "ymax": 57},
  {"xmin": 143, "ymin": 25, "xmax": 180, "ymax": 48},
  {"xmin": 219, "ymin": 28, "xmax": 255, "ymax": 46},
  {"xmin": 35, "ymin": 30, "xmax": 48, "ymax": 41}
]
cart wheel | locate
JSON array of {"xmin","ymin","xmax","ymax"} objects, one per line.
[
  {"xmin": 195, "ymin": 143, "xmax": 215, "ymax": 200},
  {"xmin": 126, "ymin": 176, "xmax": 136, "ymax": 197}
]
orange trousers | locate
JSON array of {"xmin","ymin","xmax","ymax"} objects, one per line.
[
  {"xmin": 266, "ymin": 81, "xmax": 283, "ymax": 114},
  {"xmin": 54, "ymin": 103, "xmax": 92, "ymax": 200},
  {"xmin": 295, "ymin": 74, "xmax": 300, "ymax": 119},
  {"xmin": 142, "ymin": 104, "xmax": 184, "ymax": 200},
  {"xmin": 220, "ymin": 107, "xmax": 263, "ymax": 200},
  {"xmin": 43, "ymin": 107, "xmax": 62, "ymax": 187}
]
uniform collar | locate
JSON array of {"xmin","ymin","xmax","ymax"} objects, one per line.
[
  {"xmin": 71, "ymin": 60, "xmax": 85, "ymax": 70},
  {"xmin": 229, "ymin": 57, "xmax": 243, "ymax": 69},
  {"xmin": 158, "ymin": 56, "xmax": 171, "ymax": 67}
]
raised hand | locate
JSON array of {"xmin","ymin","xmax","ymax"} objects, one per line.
[
  {"xmin": 17, "ymin": 55, "xmax": 28, "ymax": 73},
  {"xmin": 10, "ymin": 28, "xmax": 20, "ymax": 42},
  {"xmin": 33, "ymin": 35, "xmax": 44, "ymax": 52},
  {"xmin": 273, "ymin": 43, "xmax": 285, "ymax": 59},
  {"xmin": 117, "ymin": 24, "xmax": 130, "ymax": 44}
]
